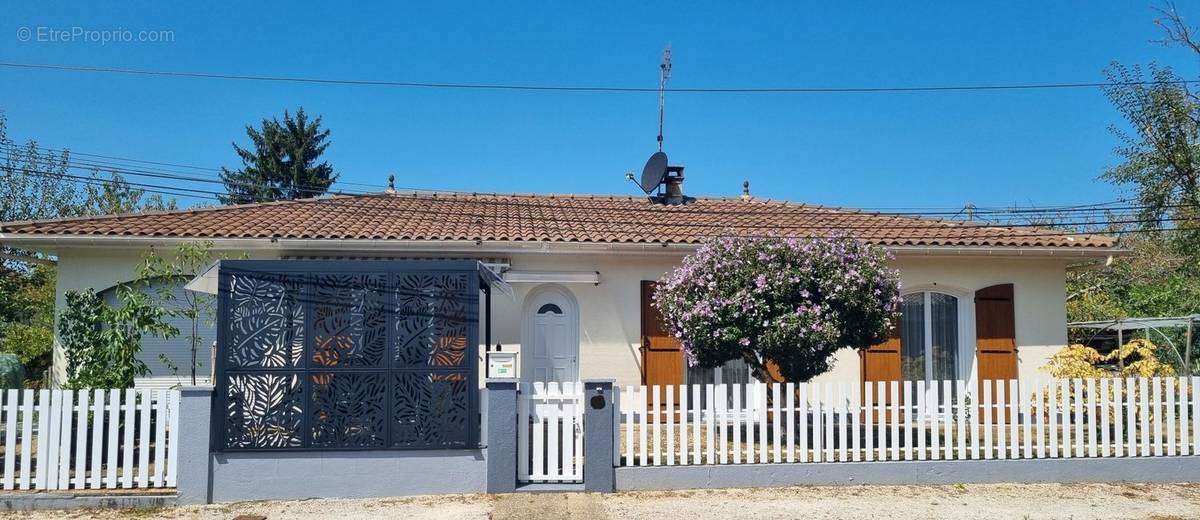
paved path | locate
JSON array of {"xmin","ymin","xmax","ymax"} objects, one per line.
[{"xmin": 5, "ymin": 483, "xmax": 1200, "ymax": 519}]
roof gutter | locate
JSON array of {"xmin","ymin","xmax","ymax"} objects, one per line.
[{"xmin": 0, "ymin": 233, "xmax": 1124, "ymax": 259}]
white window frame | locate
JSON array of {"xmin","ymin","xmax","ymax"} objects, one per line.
[{"xmin": 900, "ymin": 284, "xmax": 976, "ymax": 385}]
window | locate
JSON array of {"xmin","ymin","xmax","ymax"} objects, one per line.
[
  {"xmin": 536, "ymin": 303, "xmax": 563, "ymax": 315},
  {"xmin": 900, "ymin": 291, "xmax": 960, "ymax": 383}
]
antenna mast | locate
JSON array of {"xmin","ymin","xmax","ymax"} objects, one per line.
[{"xmin": 657, "ymin": 46, "xmax": 672, "ymax": 152}]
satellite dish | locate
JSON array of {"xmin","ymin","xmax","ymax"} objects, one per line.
[{"xmin": 640, "ymin": 151, "xmax": 668, "ymax": 194}]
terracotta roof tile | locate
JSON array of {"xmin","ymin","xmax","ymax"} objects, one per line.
[{"xmin": 0, "ymin": 192, "xmax": 1116, "ymax": 249}]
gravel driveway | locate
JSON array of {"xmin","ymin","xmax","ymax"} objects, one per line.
[{"xmin": 6, "ymin": 483, "xmax": 1200, "ymax": 519}]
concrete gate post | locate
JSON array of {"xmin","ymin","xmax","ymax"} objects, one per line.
[
  {"xmin": 176, "ymin": 385, "xmax": 215, "ymax": 505},
  {"xmin": 582, "ymin": 379, "xmax": 616, "ymax": 492},
  {"xmin": 485, "ymin": 379, "xmax": 519, "ymax": 493}
]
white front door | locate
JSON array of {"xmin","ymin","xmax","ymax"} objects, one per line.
[{"xmin": 523, "ymin": 287, "xmax": 579, "ymax": 382}]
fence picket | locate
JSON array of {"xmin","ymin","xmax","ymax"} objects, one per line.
[
  {"xmin": 890, "ymin": 381, "xmax": 900, "ymax": 461},
  {"xmin": 1065, "ymin": 377, "xmax": 1075, "ymax": 458},
  {"xmin": 824, "ymin": 383, "xmax": 835, "ymax": 462},
  {"xmin": 1113, "ymin": 378, "xmax": 1125, "ymax": 458},
  {"xmin": 863, "ymin": 382, "xmax": 874, "ymax": 462},
  {"xmin": 1193, "ymin": 377, "xmax": 1200, "ymax": 455},
  {"xmin": 1072, "ymin": 379, "xmax": 1084, "ymax": 458},
  {"xmin": 994, "ymin": 381, "xmax": 1005, "ymax": 460},
  {"xmin": 1139, "ymin": 377, "xmax": 1150, "ymax": 457},
  {"xmin": 812, "ymin": 383, "xmax": 823, "ymax": 462},
  {"xmin": 562, "ymin": 383, "xmax": 577, "ymax": 477},
  {"xmin": 154, "ymin": 390, "xmax": 167, "ymax": 486},
  {"xmin": 19, "ymin": 389, "xmax": 33, "ymax": 489},
  {"xmin": 730, "ymin": 385, "xmax": 742, "ymax": 465},
  {"xmin": 1100, "ymin": 378, "xmax": 1110, "ymax": 458},
  {"xmin": 758, "ymin": 383, "xmax": 770, "ymax": 463},
  {"xmin": 546, "ymin": 383, "xmax": 562, "ymax": 477},
  {"xmin": 836, "ymin": 383, "xmax": 848, "ymax": 462},
  {"xmin": 75, "ymin": 390, "xmax": 89, "ymax": 489},
  {"xmin": 850, "ymin": 383, "xmax": 861, "ymax": 463},
  {"xmin": 799, "ymin": 383, "xmax": 810, "ymax": 463},
  {"xmin": 1167, "ymin": 378, "xmax": 1178, "ymax": 457},
  {"xmin": 137, "ymin": 389, "xmax": 151, "ymax": 487},
  {"xmin": 3, "ymin": 390, "xmax": 15, "ymax": 489},
  {"xmin": 662, "ymin": 385, "xmax": 674, "ymax": 466},
  {"xmin": 716, "ymin": 384, "xmax": 728, "ymax": 465},
  {"xmin": 704, "ymin": 384, "xmax": 715, "ymax": 464},
  {"xmin": 1008, "ymin": 380, "xmax": 1020, "ymax": 459},
  {"xmin": 677, "ymin": 384, "xmax": 688, "ymax": 465},
  {"xmin": 692, "ymin": 384, "xmax": 702, "ymax": 465},
  {"xmin": 1178, "ymin": 378, "xmax": 1189, "ymax": 456},
  {"xmin": 773, "ymin": 383, "xmax": 783, "ymax": 463},
  {"xmin": 518, "ymin": 384, "xmax": 531, "ymax": 480},
  {"xmin": 651, "ymin": 385, "xmax": 661, "ymax": 466},
  {"xmin": 620, "ymin": 386, "xmax": 631, "ymax": 469},
  {"xmin": 956, "ymin": 380, "xmax": 967, "ymax": 461},
  {"xmin": 786, "ymin": 382, "xmax": 796, "ymax": 463},
  {"xmin": 167, "ymin": 389, "xmax": 180, "ymax": 487},
  {"xmin": 982, "ymin": 381, "xmax": 993, "ymax": 460},
  {"xmin": 105, "ymin": 390, "xmax": 118, "ymax": 487},
  {"xmin": 1128, "ymin": 377, "xmax": 1139, "ymax": 457},
  {"xmin": 943, "ymin": 380, "xmax": 954, "ymax": 460},
  {"xmin": 1152, "ymin": 377, "xmax": 1164, "ymax": 457}
]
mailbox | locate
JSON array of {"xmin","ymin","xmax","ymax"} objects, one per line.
[{"xmin": 486, "ymin": 344, "xmax": 520, "ymax": 379}]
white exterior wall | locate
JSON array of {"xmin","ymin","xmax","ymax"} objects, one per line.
[{"xmin": 51, "ymin": 245, "xmax": 1072, "ymax": 389}]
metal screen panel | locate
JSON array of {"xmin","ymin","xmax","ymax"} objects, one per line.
[{"xmin": 214, "ymin": 261, "xmax": 480, "ymax": 451}]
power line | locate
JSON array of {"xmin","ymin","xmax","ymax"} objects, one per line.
[
  {"xmin": 3, "ymin": 62, "xmax": 1198, "ymax": 94},
  {"xmin": 7, "ymin": 165, "xmax": 1192, "ymax": 242},
  {"xmin": 0, "ymin": 143, "xmax": 1142, "ymax": 217},
  {"xmin": 3, "ymin": 152, "xmax": 1185, "ymax": 235},
  {"xmin": 0, "ymin": 147, "xmax": 1149, "ymax": 223}
]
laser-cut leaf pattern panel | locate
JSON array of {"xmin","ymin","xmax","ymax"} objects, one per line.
[
  {"xmin": 394, "ymin": 273, "xmax": 470, "ymax": 368},
  {"xmin": 226, "ymin": 273, "xmax": 305, "ymax": 369},
  {"xmin": 312, "ymin": 273, "xmax": 388, "ymax": 368},
  {"xmin": 391, "ymin": 371, "xmax": 469, "ymax": 448},
  {"xmin": 310, "ymin": 372, "xmax": 388, "ymax": 448},
  {"xmin": 225, "ymin": 373, "xmax": 305, "ymax": 449}
]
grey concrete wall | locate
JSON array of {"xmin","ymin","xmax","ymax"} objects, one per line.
[
  {"xmin": 176, "ymin": 385, "xmax": 214, "ymax": 505},
  {"xmin": 583, "ymin": 379, "xmax": 615, "ymax": 492},
  {"xmin": 485, "ymin": 379, "xmax": 517, "ymax": 493},
  {"xmin": 210, "ymin": 450, "xmax": 487, "ymax": 502},
  {"xmin": 616, "ymin": 456, "xmax": 1200, "ymax": 491}
]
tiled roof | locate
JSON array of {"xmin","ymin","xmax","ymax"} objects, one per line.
[{"xmin": 0, "ymin": 192, "xmax": 1116, "ymax": 248}]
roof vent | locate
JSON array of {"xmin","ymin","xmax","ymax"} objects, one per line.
[
  {"xmin": 741, "ymin": 180, "xmax": 752, "ymax": 202},
  {"xmin": 663, "ymin": 166, "xmax": 686, "ymax": 205}
]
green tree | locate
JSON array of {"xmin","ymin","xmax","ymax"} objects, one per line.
[
  {"xmin": 138, "ymin": 241, "xmax": 217, "ymax": 384},
  {"xmin": 0, "ymin": 111, "xmax": 179, "ymax": 387},
  {"xmin": 58, "ymin": 286, "xmax": 177, "ymax": 389},
  {"xmin": 654, "ymin": 235, "xmax": 901, "ymax": 382},
  {"xmin": 219, "ymin": 107, "xmax": 337, "ymax": 204},
  {"xmin": 83, "ymin": 171, "xmax": 177, "ymax": 215}
]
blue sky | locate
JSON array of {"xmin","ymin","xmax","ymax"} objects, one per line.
[{"xmin": 2, "ymin": 2, "xmax": 1197, "ymax": 210}]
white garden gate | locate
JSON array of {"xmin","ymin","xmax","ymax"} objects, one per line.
[{"xmin": 517, "ymin": 382, "xmax": 584, "ymax": 484}]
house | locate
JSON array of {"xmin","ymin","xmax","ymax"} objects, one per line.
[{"xmin": 0, "ymin": 188, "xmax": 1118, "ymax": 390}]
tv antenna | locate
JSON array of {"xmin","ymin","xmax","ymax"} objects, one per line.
[{"xmin": 657, "ymin": 46, "xmax": 672, "ymax": 152}]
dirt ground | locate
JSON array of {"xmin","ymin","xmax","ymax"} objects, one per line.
[{"xmin": 6, "ymin": 483, "xmax": 1200, "ymax": 520}]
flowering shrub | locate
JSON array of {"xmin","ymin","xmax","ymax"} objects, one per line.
[{"xmin": 654, "ymin": 234, "xmax": 902, "ymax": 382}]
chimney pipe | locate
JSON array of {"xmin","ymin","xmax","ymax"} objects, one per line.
[{"xmin": 664, "ymin": 166, "xmax": 685, "ymax": 205}]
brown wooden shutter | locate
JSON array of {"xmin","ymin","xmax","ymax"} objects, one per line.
[
  {"xmin": 975, "ymin": 283, "xmax": 1017, "ymax": 421},
  {"xmin": 640, "ymin": 281, "xmax": 684, "ymax": 387},
  {"xmin": 861, "ymin": 320, "xmax": 902, "ymax": 420}
]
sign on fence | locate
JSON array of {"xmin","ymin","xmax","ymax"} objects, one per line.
[
  {"xmin": 617, "ymin": 377, "xmax": 1200, "ymax": 467},
  {"xmin": 0, "ymin": 388, "xmax": 180, "ymax": 490}
]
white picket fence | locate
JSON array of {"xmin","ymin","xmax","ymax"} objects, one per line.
[
  {"xmin": 0, "ymin": 388, "xmax": 181, "ymax": 490},
  {"xmin": 616, "ymin": 377, "xmax": 1200, "ymax": 467},
  {"xmin": 518, "ymin": 382, "xmax": 584, "ymax": 484}
]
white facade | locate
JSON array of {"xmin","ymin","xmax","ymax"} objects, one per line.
[{"xmin": 47, "ymin": 242, "xmax": 1081, "ymax": 389}]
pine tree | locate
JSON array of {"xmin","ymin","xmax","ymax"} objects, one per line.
[{"xmin": 219, "ymin": 108, "xmax": 337, "ymax": 204}]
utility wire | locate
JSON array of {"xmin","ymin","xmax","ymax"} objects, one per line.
[
  {"xmin": 0, "ymin": 148, "xmax": 1147, "ymax": 223},
  {"xmin": 2, "ymin": 62, "xmax": 1198, "ymax": 94},
  {"xmin": 6, "ymin": 166, "xmax": 1190, "ymax": 242}
]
